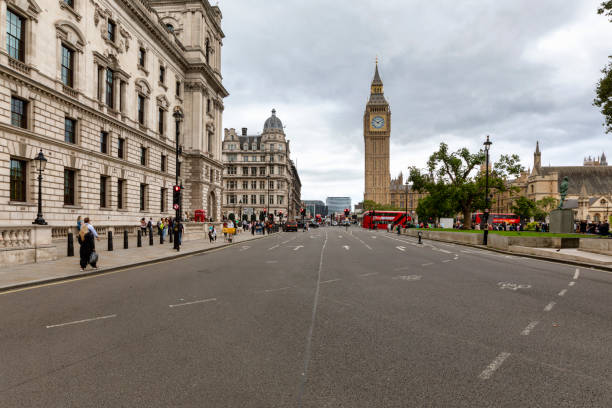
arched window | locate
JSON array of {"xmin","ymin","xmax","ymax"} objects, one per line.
[{"xmin": 166, "ymin": 24, "xmax": 174, "ymax": 33}]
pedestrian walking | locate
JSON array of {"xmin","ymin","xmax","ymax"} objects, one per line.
[
  {"xmin": 83, "ymin": 217, "xmax": 99, "ymax": 240},
  {"xmin": 76, "ymin": 215, "xmax": 82, "ymax": 232},
  {"xmin": 208, "ymin": 226, "xmax": 214, "ymax": 243},
  {"xmin": 77, "ymin": 224, "xmax": 97, "ymax": 271},
  {"xmin": 140, "ymin": 218, "xmax": 147, "ymax": 236},
  {"xmin": 147, "ymin": 218, "xmax": 153, "ymax": 236}
]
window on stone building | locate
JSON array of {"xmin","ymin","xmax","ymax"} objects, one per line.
[
  {"xmin": 228, "ymin": 154, "xmax": 237, "ymax": 162},
  {"xmin": 207, "ymin": 99, "xmax": 211, "ymax": 114},
  {"xmin": 259, "ymin": 167, "xmax": 266, "ymax": 176},
  {"xmin": 160, "ymin": 188, "xmax": 167, "ymax": 212},
  {"xmin": 117, "ymin": 179, "xmax": 125, "ymax": 209},
  {"xmin": 138, "ymin": 47, "xmax": 146, "ymax": 67},
  {"xmin": 105, "ymin": 68, "xmax": 114, "ymax": 108},
  {"xmin": 139, "ymin": 184, "xmax": 147, "ymax": 211},
  {"xmin": 228, "ymin": 194, "xmax": 236, "ymax": 204},
  {"xmin": 269, "ymin": 180, "xmax": 274, "ymax": 190},
  {"xmin": 158, "ymin": 107, "xmax": 165, "ymax": 135},
  {"xmin": 242, "ymin": 195, "xmax": 248, "ymax": 204},
  {"xmin": 140, "ymin": 146, "xmax": 147, "ymax": 166},
  {"xmin": 270, "ymin": 166, "xmax": 275, "ymax": 175},
  {"xmin": 242, "ymin": 167, "xmax": 248, "ymax": 175},
  {"xmin": 64, "ymin": 118, "xmax": 76, "ymax": 144},
  {"xmin": 100, "ymin": 176, "xmax": 109, "ymax": 208},
  {"xmin": 100, "ymin": 131, "xmax": 109, "ymax": 154},
  {"xmin": 250, "ymin": 167, "xmax": 256, "ymax": 175},
  {"xmin": 251, "ymin": 195, "xmax": 256, "ymax": 205},
  {"xmin": 61, "ymin": 45, "xmax": 74, "ymax": 87},
  {"xmin": 227, "ymin": 166, "xmax": 236, "ymax": 175},
  {"xmin": 259, "ymin": 181, "xmax": 265, "ymax": 189},
  {"xmin": 259, "ymin": 195, "xmax": 265, "ymax": 205},
  {"xmin": 64, "ymin": 169, "xmax": 76, "ymax": 205},
  {"xmin": 9, "ymin": 158, "xmax": 27, "ymax": 202},
  {"xmin": 205, "ymin": 39, "xmax": 211, "ymax": 64},
  {"xmin": 176, "ymin": 81, "xmax": 181, "ymax": 97},
  {"xmin": 137, "ymin": 94, "xmax": 145, "ymax": 125},
  {"xmin": 6, "ymin": 9, "xmax": 25, "ymax": 62},
  {"xmin": 117, "ymin": 137, "xmax": 125, "ymax": 159},
  {"xmin": 279, "ymin": 166, "xmax": 285, "ymax": 175},
  {"xmin": 107, "ymin": 19, "xmax": 116, "ymax": 42},
  {"xmin": 161, "ymin": 154, "xmax": 167, "ymax": 172},
  {"xmin": 242, "ymin": 181, "xmax": 248, "ymax": 189},
  {"xmin": 278, "ymin": 196, "xmax": 284, "ymax": 205},
  {"xmin": 166, "ymin": 24, "xmax": 174, "ymax": 33},
  {"xmin": 251, "ymin": 181, "xmax": 257, "ymax": 189},
  {"xmin": 159, "ymin": 66, "xmax": 165, "ymax": 84},
  {"xmin": 269, "ymin": 195, "xmax": 274, "ymax": 205},
  {"xmin": 10, "ymin": 97, "xmax": 27, "ymax": 128}
]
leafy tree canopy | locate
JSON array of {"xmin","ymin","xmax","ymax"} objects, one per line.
[
  {"xmin": 408, "ymin": 142, "xmax": 522, "ymax": 228},
  {"xmin": 595, "ymin": 2, "xmax": 612, "ymax": 132}
]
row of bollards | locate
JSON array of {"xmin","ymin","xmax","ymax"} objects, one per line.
[{"xmin": 67, "ymin": 227, "xmax": 166, "ymax": 257}]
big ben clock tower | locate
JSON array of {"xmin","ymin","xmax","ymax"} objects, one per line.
[{"xmin": 364, "ymin": 61, "xmax": 391, "ymax": 205}]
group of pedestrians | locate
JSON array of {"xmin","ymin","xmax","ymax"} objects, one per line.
[{"xmin": 76, "ymin": 216, "xmax": 99, "ymax": 272}]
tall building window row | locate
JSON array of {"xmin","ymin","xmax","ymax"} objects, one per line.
[
  {"xmin": 61, "ymin": 45, "xmax": 74, "ymax": 87},
  {"xmin": 9, "ymin": 158, "xmax": 27, "ymax": 202},
  {"xmin": 10, "ymin": 97, "xmax": 27, "ymax": 129},
  {"xmin": 65, "ymin": 118, "xmax": 76, "ymax": 144},
  {"xmin": 64, "ymin": 169, "xmax": 76, "ymax": 205}
]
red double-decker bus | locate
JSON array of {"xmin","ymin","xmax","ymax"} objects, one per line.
[
  {"xmin": 472, "ymin": 212, "xmax": 520, "ymax": 225},
  {"xmin": 361, "ymin": 211, "xmax": 411, "ymax": 230}
]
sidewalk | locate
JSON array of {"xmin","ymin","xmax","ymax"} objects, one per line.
[{"xmin": 0, "ymin": 230, "xmax": 273, "ymax": 292}]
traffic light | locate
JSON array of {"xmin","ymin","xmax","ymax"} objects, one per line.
[
  {"xmin": 172, "ymin": 185, "xmax": 181, "ymax": 210},
  {"xmin": 300, "ymin": 208, "xmax": 306, "ymax": 217},
  {"xmin": 344, "ymin": 208, "xmax": 350, "ymax": 217}
]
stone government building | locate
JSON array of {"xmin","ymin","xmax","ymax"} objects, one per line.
[
  {"xmin": 2, "ymin": 0, "xmax": 227, "ymax": 235},
  {"xmin": 221, "ymin": 110, "xmax": 302, "ymax": 222}
]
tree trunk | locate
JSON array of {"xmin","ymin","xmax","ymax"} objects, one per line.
[{"xmin": 462, "ymin": 208, "xmax": 472, "ymax": 229}]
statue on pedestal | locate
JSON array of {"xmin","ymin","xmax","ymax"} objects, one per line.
[{"xmin": 558, "ymin": 176, "xmax": 569, "ymax": 210}]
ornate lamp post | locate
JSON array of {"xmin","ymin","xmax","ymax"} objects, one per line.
[
  {"xmin": 32, "ymin": 149, "xmax": 48, "ymax": 225},
  {"xmin": 172, "ymin": 107, "xmax": 184, "ymax": 251},
  {"xmin": 404, "ymin": 180, "xmax": 409, "ymax": 227},
  {"xmin": 483, "ymin": 135, "xmax": 492, "ymax": 245}
]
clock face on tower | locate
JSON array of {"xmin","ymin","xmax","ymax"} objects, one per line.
[{"xmin": 371, "ymin": 115, "xmax": 385, "ymax": 129}]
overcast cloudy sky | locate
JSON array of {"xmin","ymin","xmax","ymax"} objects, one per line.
[{"xmin": 218, "ymin": 0, "xmax": 612, "ymax": 206}]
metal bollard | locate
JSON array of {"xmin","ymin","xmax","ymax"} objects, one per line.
[
  {"xmin": 160, "ymin": 231, "xmax": 164, "ymax": 245},
  {"xmin": 169, "ymin": 227, "xmax": 173, "ymax": 243},
  {"xmin": 108, "ymin": 231, "xmax": 114, "ymax": 251},
  {"xmin": 137, "ymin": 230, "xmax": 142, "ymax": 247},
  {"xmin": 124, "ymin": 230, "xmax": 129, "ymax": 249},
  {"xmin": 418, "ymin": 231, "xmax": 423, "ymax": 245},
  {"xmin": 67, "ymin": 232, "xmax": 74, "ymax": 257},
  {"xmin": 149, "ymin": 230, "xmax": 154, "ymax": 246}
]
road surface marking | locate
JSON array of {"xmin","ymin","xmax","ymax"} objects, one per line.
[
  {"xmin": 169, "ymin": 298, "xmax": 217, "ymax": 308},
  {"xmin": 438, "ymin": 249, "xmax": 452, "ymax": 254},
  {"xmin": 442, "ymin": 259, "xmax": 452, "ymax": 263},
  {"xmin": 498, "ymin": 282, "xmax": 531, "ymax": 291},
  {"xmin": 46, "ymin": 314, "xmax": 117, "ymax": 329},
  {"xmin": 359, "ymin": 272, "xmax": 379, "ymax": 277},
  {"xmin": 343, "ymin": 245, "xmax": 350, "ymax": 250},
  {"xmin": 371, "ymin": 236, "xmax": 377, "ymax": 239},
  {"xmin": 422, "ymin": 262, "xmax": 434, "ymax": 267},
  {"xmin": 320, "ymin": 279, "xmax": 341, "ymax": 284},
  {"xmin": 544, "ymin": 301, "xmax": 556, "ymax": 312},
  {"xmin": 573, "ymin": 269, "xmax": 580, "ymax": 280},
  {"xmin": 239, "ymin": 246, "xmax": 251, "ymax": 252},
  {"xmin": 262, "ymin": 287, "xmax": 293, "ymax": 293},
  {"xmin": 393, "ymin": 275, "xmax": 422, "ymax": 281},
  {"xmin": 266, "ymin": 260, "xmax": 278, "ymax": 264},
  {"xmin": 568, "ymin": 281, "xmax": 575, "ymax": 287},
  {"xmin": 298, "ymin": 230, "xmax": 328, "ymax": 406},
  {"xmin": 396, "ymin": 246, "xmax": 406, "ymax": 252},
  {"xmin": 478, "ymin": 352, "xmax": 511, "ymax": 380},
  {"xmin": 338, "ymin": 235, "xmax": 343, "ymax": 238},
  {"xmin": 293, "ymin": 245, "xmax": 304, "ymax": 251},
  {"xmin": 558, "ymin": 289, "xmax": 568, "ymax": 297},
  {"xmin": 521, "ymin": 321, "xmax": 539, "ymax": 336},
  {"xmin": 268, "ymin": 244, "xmax": 280, "ymax": 250}
]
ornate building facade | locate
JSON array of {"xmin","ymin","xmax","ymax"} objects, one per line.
[
  {"xmin": 389, "ymin": 172, "xmax": 428, "ymax": 214},
  {"xmin": 1, "ymin": 0, "xmax": 228, "ymax": 229},
  {"xmin": 222, "ymin": 110, "xmax": 301, "ymax": 222},
  {"xmin": 363, "ymin": 62, "xmax": 390, "ymax": 205}
]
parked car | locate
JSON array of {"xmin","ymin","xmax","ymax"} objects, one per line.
[{"xmin": 285, "ymin": 221, "xmax": 298, "ymax": 232}]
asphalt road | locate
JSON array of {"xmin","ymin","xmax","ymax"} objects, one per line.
[{"xmin": 1, "ymin": 227, "xmax": 612, "ymax": 407}]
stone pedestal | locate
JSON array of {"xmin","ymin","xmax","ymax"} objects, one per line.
[{"xmin": 550, "ymin": 209, "xmax": 574, "ymax": 234}]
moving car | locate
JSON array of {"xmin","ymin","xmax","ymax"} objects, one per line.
[{"xmin": 285, "ymin": 221, "xmax": 298, "ymax": 232}]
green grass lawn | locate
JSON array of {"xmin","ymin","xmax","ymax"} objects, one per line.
[{"xmin": 418, "ymin": 228, "xmax": 599, "ymax": 239}]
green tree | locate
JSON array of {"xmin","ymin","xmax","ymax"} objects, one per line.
[
  {"xmin": 511, "ymin": 196, "xmax": 537, "ymax": 222},
  {"xmin": 533, "ymin": 196, "xmax": 558, "ymax": 221},
  {"xmin": 595, "ymin": 2, "xmax": 612, "ymax": 132},
  {"xmin": 409, "ymin": 142, "xmax": 522, "ymax": 229}
]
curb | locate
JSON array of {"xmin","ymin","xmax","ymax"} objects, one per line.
[
  {"xmin": 0, "ymin": 233, "xmax": 276, "ymax": 294},
  {"xmin": 397, "ymin": 232, "xmax": 612, "ymax": 273}
]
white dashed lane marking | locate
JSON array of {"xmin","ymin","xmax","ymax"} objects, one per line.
[
  {"xmin": 478, "ymin": 352, "xmax": 511, "ymax": 380},
  {"xmin": 169, "ymin": 298, "xmax": 217, "ymax": 308},
  {"xmin": 46, "ymin": 314, "xmax": 117, "ymax": 329},
  {"xmin": 544, "ymin": 301, "xmax": 556, "ymax": 312},
  {"xmin": 320, "ymin": 279, "xmax": 341, "ymax": 285},
  {"xmin": 558, "ymin": 289, "xmax": 568, "ymax": 297},
  {"xmin": 573, "ymin": 269, "xmax": 580, "ymax": 280},
  {"xmin": 521, "ymin": 321, "xmax": 539, "ymax": 336}
]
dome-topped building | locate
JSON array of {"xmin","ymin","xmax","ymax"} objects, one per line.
[{"xmin": 263, "ymin": 109, "xmax": 284, "ymax": 132}]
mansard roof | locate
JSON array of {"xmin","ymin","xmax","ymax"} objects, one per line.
[{"xmin": 540, "ymin": 166, "xmax": 612, "ymax": 196}]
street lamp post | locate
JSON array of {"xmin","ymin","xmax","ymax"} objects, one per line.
[
  {"xmin": 483, "ymin": 135, "xmax": 492, "ymax": 245},
  {"xmin": 32, "ymin": 149, "xmax": 47, "ymax": 225},
  {"xmin": 172, "ymin": 107, "xmax": 184, "ymax": 251},
  {"xmin": 405, "ymin": 181, "xmax": 409, "ymax": 228}
]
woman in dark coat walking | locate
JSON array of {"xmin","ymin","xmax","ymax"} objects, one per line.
[{"xmin": 78, "ymin": 225, "xmax": 97, "ymax": 271}]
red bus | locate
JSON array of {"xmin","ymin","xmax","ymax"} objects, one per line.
[
  {"xmin": 361, "ymin": 211, "xmax": 412, "ymax": 230},
  {"xmin": 472, "ymin": 213, "xmax": 520, "ymax": 225}
]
